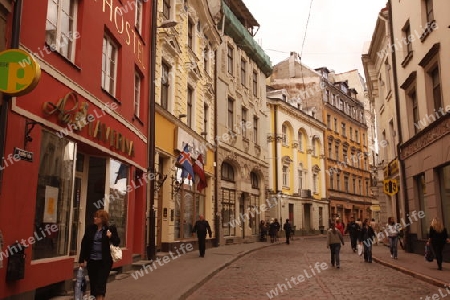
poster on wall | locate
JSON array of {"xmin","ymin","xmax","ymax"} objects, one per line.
[{"xmin": 43, "ymin": 186, "xmax": 59, "ymax": 223}]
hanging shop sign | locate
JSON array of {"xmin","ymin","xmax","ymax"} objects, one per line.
[
  {"xmin": 384, "ymin": 179, "xmax": 399, "ymax": 196},
  {"xmin": 0, "ymin": 49, "xmax": 41, "ymax": 96}
]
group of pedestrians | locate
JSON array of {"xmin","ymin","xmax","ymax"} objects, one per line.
[
  {"xmin": 326, "ymin": 215, "xmax": 449, "ymax": 270},
  {"xmin": 259, "ymin": 218, "xmax": 293, "ymax": 244}
]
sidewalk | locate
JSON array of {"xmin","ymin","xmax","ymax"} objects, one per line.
[{"xmin": 371, "ymin": 241, "xmax": 450, "ymax": 287}]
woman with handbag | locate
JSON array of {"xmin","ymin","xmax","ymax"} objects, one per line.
[
  {"xmin": 427, "ymin": 218, "xmax": 449, "ymax": 271},
  {"xmin": 79, "ymin": 209, "xmax": 120, "ymax": 299}
]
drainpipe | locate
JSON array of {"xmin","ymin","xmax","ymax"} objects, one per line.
[
  {"xmin": 0, "ymin": 0, "xmax": 23, "ymax": 193},
  {"xmin": 146, "ymin": 0, "xmax": 158, "ymax": 260},
  {"xmin": 214, "ymin": 47, "xmax": 220, "ymax": 247},
  {"xmin": 274, "ymin": 104, "xmax": 279, "ymax": 224},
  {"xmin": 387, "ymin": 0, "xmax": 410, "ymax": 252}
]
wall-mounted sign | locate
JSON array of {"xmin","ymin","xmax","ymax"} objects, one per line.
[
  {"xmin": 42, "ymin": 92, "xmax": 88, "ymax": 131},
  {"xmin": 0, "ymin": 49, "xmax": 41, "ymax": 96},
  {"xmin": 13, "ymin": 147, "xmax": 33, "ymax": 162},
  {"xmin": 384, "ymin": 179, "xmax": 399, "ymax": 196}
]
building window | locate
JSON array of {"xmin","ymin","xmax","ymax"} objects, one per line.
[
  {"xmin": 203, "ymin": 104, "xmax": 209, "ymax": 136},
  {"xmin": 161, "ymin": 62, "xmax": 171, "ymax": 109},
  {"xmin": 175, "ymin": 189, "xmax": 205, "ymax": 239},
  {"xmin": 282, "ymin": 125, "xmax": 287, "ymax": 145},
  {"xmin": 359, "ymin": 179, "xmax": 362, "ymax": 195},
  {"xmin": 298, "ymin": 168, "xmax": 303, "ymax": 190},
  {"xmin": 109, "ymin": 159, "xmax": 128, "ymax": 247},
  {"xmin": 425, "ymin": 0, "xmax": 434, "ymax": 22},
  {"xmin": 334, "ymin": 118, "xmax": 338, "ymax": 132},
  {"xmin": 329, "ymin": 173, "xmax": 334, "ymax": 189},
  {"xmin": 335, "ymin": 143, "xmax": 339, "ymax": 160},
  {"xmin": 101, "ymin": 34, "xmax": 118, "ymax": 96},
  {"xmin": 32, "ymin": 131, "xmax": 75, "ymax": 259},
  {"xmin": 403, "ymin": 21, "xmax": 412, "ymax": 56},
  {"xmin": 162, "ymin": 0, "xmax": 171, "ymax": 20},
  {"xmin": 344, "ymin": 176, "xmax": 349, "ymax": 193},
  {"xmin": 252, "ymin": 70, "xmax": 258, "ymax": 96},
  {"xmin": 45, "ymin": 0, "xmax": 77, "ymax": 61},
  {"xmin": 187, "ymin": 86, "xmax": 193, "ymax": 128},
  {"xmin": 362, "ymin": 133, "xmax": 366, "ymax": 146},
  {"xmin": 410, "ymin": 90, "xmax": 419, "ymax": 133},
  {"xmin": 251, "ymin": 172, "xmax": 259, "ymax": 189},
  {"xmin": 328, "ymin": 141, "xmax": 332, "ymax": 159},
  {"xmin": 188, "ymin": 19, "xmax": 194, "ymax": 49},
  {"xmin": 227, "ymin": 45, "xmax": 234, "ymax": 74},
  {"xmin": 341, "ymin": 123, "xmax": 346, "ymax": 136},
  {"xmin": 241, "ymin": 59, "xmax": 246, "ymax": 86},
  {"xmin": 228, "ymin": 98, "xmax": 234, "ymax": 129},
  {"xmin": 349, "ymin": 127, "xmax": 353, "ymax": 140},
  {"xmin": 343, "ymin": 148, "xmax": 348, "ymax": 165},
  {"xmin": 313, "ymin": 174, "xmax": 318, "ymax": 194},
  {"xmin": 439, "ymin": 165, "xmax": 450, "ymax": 235},
  {"xmin": 312, "ymin": 138, "xmax": 316, "ymax": 156},
  {"xmin": 221, "ymin": 188, "xmax": 236, "ymax": 236},
  {"xmin": 298, "ymin": 132, "xmax": 303, "ymax": 151},
  {"xmin": 253, "ymin": 116, "xmax": 258, "ymax": 144},
  {"xmin": 241, "ymin": 107, "xmax": 247, "ymax": 138},
  {"xmin": 385, "ymin": 59, "xmax": 392, "ymax": 93},
  {"xmin": 430, "ymin": 66, "xmax": 442, "ymax": 111},
  {"xmin": 282, "ymin": 166, "xmax": 289, "ymax": 187},
  {"xmin": 326, "ymin": 89, "xmax": 330, "ymax": 103},
  {"xmin": 365, "ymin": 180, "xmax": 369, "ymax": 196},
  {"xmin": 327, "ymin": 115, "xmax": 331, "ymax": 129},
  {"xmin": 134, "ymin": 71, "xmax": 141, "ymax": 118},
  {"xmin": 355, "ymin": 130, "xmax": 359, "ymax": 143},
  {"xmin": 352, "ymin": 178, "xmax": 356, "ymax": 194},
  {"xmin": 135, "ymin": 0, "xmax": 143, "ymax": 33},
  {"xmin": 221, "ymin": 162, "xmax": 234, "ymax": 181}
]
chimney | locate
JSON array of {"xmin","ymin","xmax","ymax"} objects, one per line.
[{"xmin": 289, "ymin": 51, "xmax": 299, "ymax": 78}]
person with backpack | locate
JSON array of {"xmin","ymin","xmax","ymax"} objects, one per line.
[
  {"xmin": 283, "ymin": 219, "xmax": 292, "ymax": 245},
  {"xmin": 192, "ymin": 215, "xmax": 212, "ymax": 257},
  {"xmin": 344, "ymin": 216, "xmax": 361, "ymax": 252}
]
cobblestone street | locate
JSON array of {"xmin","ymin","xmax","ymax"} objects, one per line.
[{"xmin": 187, "ymin": 237, "xmax": 441, "ymax": 300}]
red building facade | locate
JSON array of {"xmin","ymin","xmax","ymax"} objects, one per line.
[{"xmin": 0, "ymin": 0, "xmax": 152, "ymax": 298}]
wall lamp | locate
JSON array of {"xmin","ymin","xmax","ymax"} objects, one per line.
[
  {"xmin": 159, "ymin": 20, "xmax": 178, "ymax": 29},
  {"xmin": 178, "ymin": 114, "xmax": 187, "ymax": 119}
]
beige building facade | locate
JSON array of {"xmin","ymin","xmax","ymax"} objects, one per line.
[
  {"xmin": 215, "ymin": 0, "xmax": 272, "ymax": 245},
  {"xmin": 362, "ymin": 6, "xmax": 400, "ymax": 225},
  {"xmin": 388, "ymin": 0, "xmax": 450, "ymax": 253}
]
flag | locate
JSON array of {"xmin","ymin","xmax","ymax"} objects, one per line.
[
  {"xmin": 114, "ymin": 163, "xmax": 128, "ymax": 184},
  {"xmin": 176, "ymin": 144, "xmax": 195, "ymax": 180},
  {"xmin": 193, "ymin": 154, "xmax": 207, "ymax": 192}
]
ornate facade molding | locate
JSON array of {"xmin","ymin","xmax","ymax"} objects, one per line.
[{"xmin": 267, "ymin": 133, "xmax": 275, "ymax": 143}]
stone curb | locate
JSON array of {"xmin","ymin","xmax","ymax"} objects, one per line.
[
  {"xmin": 178, "ymin": 243, "xmax": 274, "ymax": 300},
  {"xmin": 372, "ymin": 256, "xmax": 447, "ymax": 288}
]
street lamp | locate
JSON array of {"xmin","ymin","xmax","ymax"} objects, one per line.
[{"xmin": 147, "ymin": 1, "xmax": 177, "ymax": 260}]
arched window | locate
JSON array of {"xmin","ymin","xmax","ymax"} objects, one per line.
[
  {"xmin": 250, "ymin": 171, "xmax": 259, "ymax": 188},
  {"xmin": 221, "ymin": 162, "xmax": 234, "ymax": 181}
]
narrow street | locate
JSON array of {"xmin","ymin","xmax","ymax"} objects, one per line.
[{"xmin": 187, "ymin": 237, "xmax": 439, "ymax": 300}]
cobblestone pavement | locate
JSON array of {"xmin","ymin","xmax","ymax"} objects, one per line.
[{"xmin": 186, "ymin": 237, "xmax": 440, "ymax": 300}]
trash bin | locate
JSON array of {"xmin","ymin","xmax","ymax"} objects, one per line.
[{"xmin": 6, "ymin": 242, "xmax": 26, "ymax": 281}]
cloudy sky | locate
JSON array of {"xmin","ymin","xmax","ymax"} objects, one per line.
[{"xmin": 243, "ymin": 0, "xmax": 388, "ymax": 77}]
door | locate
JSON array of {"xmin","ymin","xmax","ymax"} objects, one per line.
[{"xmin": 304, "ymin": 204, "xmax": 311, "ymax": 231}]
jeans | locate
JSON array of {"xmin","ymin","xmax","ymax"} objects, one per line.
[
  {"xmin": 389, "ymin": 236, "xmax": 398, "ymax": 258},
  {"xmin": 350, "ymin": 234, "xmax": 358, "ymax": 250},
  {"xmin": 330, "ymin": 243, "xmax": 341, "ymax": 267}
]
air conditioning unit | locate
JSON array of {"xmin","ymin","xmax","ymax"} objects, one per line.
[{"xmin": 300, "ymin": 189, "xmax": 312, "ymax": 198}]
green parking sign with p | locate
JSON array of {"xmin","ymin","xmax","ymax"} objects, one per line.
[{"xmin": 0, "ymin": 49, "xmax": 41, "ymax": 96}]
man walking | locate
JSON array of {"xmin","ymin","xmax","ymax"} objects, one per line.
[
  {"xmin": 283, "ymin": 219, "xmax": 292, "ymax": 245},
  {"xmin": 345, "ymin": 216, "xmax": 361, "ymax": 252},
  {"xmin": 192, "ymin": 215, "xmax": 212, "ymax": 257}
]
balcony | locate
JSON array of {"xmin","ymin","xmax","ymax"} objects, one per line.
[
  {"xmin": 222, "ymin": 1, "xmax": 272, "ymax": 76},
  {"xmin": 299, "ymin": 189, "xmax": 312, "ymax": 198}
]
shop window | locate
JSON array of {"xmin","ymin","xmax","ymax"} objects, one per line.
[
  {"xmin": 221, "ymin": 188, "xmax": 236, "ymax": 236},
  {"xmin": 439, "ymin": 165, "xmax": 450, "ymax": 235},
  {"xmin": 109, "ymin": 159, "xmax": 128, "ymax": 247},
  {"xmin": 174, "ymin": 189, "xmax": 205, "ymax": 240},
  {"xmin": 33, "ymin": 131, "xmax": 75, "ymax": 260}
]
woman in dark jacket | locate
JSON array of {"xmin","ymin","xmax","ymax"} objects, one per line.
[
  {"xmin": 359, "ymin": 218, "xmax": 375, "ymax": 263},
  {"xmin": 427, "ymin": 218, "xmax": 449, "ymax": 270},
  {"xmin": 79, "ymin": 209, "xmax": 120, "ymax": 300}
]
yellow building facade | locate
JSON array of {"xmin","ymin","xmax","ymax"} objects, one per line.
[
  {"xmin": 266, "ymin": 88, "xmax": 328, "ymax": 234},
  {"xmin": 153, "ymin": 0, "xmax": 221, "ymax": 251}
]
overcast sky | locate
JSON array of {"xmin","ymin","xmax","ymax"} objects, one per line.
[{"xmin": 243, "ymin": 0, "xmax": 388, "ymax": 77}]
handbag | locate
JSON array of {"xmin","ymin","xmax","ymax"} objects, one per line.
[
  {"xmin": 110, "ymin": 244, "xmax": 122, "ymax": 262},
  {"xmin": 357, "ymin": 244, "xmax": 364, "ymax": 256},
  {"xmin": 424, "ymin": 244, "xmax": 434, "ymax": 262}
]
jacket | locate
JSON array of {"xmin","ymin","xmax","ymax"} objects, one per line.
[
  {"xmin": 327, "ymin": 228, "xmax": 344, "ymax": 246},
  {"xmin": 192, "ymin": 220, "xmax": 212, "ymax": 238},
  {"xmin": 429, "ymin": 227, "xmax": 448, "ymax": 246},
  {"xmin": 79, "ymin": 224, "xmax": 120, "ymax": 264}
]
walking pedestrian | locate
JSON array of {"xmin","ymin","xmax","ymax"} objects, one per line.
[
  {"xmin": 360, "ymin": 218, "xmax": 375, "ymax": 263},
  {"xmin": 283, "ymin": 219, "xmax": 292, "ymax": 245},
  {"xmin": 386, "ymin": 217, "xmax": 400, "ymax": 259},
  {"xmin": 192, "ymin": 215, "xmax": 212, "ymax": 258},
  {"xmin": 427, "ymin": 218, "xmax": 450, "ymax": 270},
  {"xmin": 273, "ymin": 218, "xmax": 281, "ymax": 242},
  {"xmin": 259, "ymin": 220, "xmax": 267, "ymax": 242},
  {"xmin": 327, "ymin": 223, "xmax": 345, "ymax": 268},
  {"xmin": 79, "ymin": 209, "xmax": 120, "ymax": 300},
  {"xmin": 335, "ymin": 218, "xmax": 344, "ymax": 236},
  {"xmin": 344, "ymin": 216, "xmax": 361, "ymax": 252},
  {"xmin": 370, "ymin": 218, "xmax": 379, "ymax": 245}
]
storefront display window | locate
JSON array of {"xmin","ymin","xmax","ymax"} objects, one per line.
[
  {"xmin": 109, "ymin": 159, "xmax": 128, "ymax": 247},
  {"xmin": 33, "ymin": 131, "xmax": 75, "ymax": 260},
  {"xmin": 222, "ymin": 188, "xmax": 236, "ymax": 236},
  {"xmin": 439, "ymin": 164, "xmax": 450, "ymax": 233}
]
